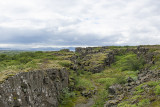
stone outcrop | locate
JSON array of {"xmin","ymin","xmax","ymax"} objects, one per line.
[
  {"xmin": 75, "ymin": 46, "xmax": 109, "ymax": 55},
  {"xmin": 74, "ymin": 46, "xmax": 151, "ymax": 74},
  {"xmin": 0, "ymin": 68, "xmax": 69, "ymax": 107},
  {"xmin": 0, "ymin": 46, "xmax": 158, "ymax": 107},
  {"xmin": 104, "ymin": 70, "xmax": 160, "ymax": 107},
  {"xmin": 73, "ymin": 47, "xmax": 115, "ymax": 73}
]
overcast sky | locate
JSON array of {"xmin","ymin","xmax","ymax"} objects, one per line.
[{"xmin": 0, "ymin": 0, "xmax": 160, "ymax": 49}]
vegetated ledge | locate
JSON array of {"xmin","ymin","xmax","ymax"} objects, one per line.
[
  {"xmin": 0, "ymin": 68, "xmax": 69, "ymax": 107},
  {"xmin": 72, "ymin": 47, "xmax": 115, "ymax": 73}
]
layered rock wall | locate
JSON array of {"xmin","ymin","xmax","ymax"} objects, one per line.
[
  {"xmin": 74, "ymin": 47, "xmax": 114, "ymax": 73},
  {"xmin": 0, "ymin": 68, "xmax": 69, "ymax": 107}
]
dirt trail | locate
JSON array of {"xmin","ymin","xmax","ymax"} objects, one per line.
[
  {"xmin": 75, "ymin": 80, "xmax": 98, "ymax": 107},
  {"xmin": 75, "ymin": 97, "xmax": 95, "ymax": 107}
]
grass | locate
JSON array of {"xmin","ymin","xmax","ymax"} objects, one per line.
[
  {"xmin": 75, "ymin": 77, "xmax": 94, "ymax": 91},
  {"xmin": 0, "ymin": 51, "xmax": 74, "ymax": 82},
  {"xmin": 113, "ymin": 53, "xmax": 145, "ymax": 71},
  {"xmin": 118, "ymin": 99, "xmax": 150, "ymax": 107},
  {"xmin": 59, "ymin": 87, "xmax": 76, "ymax": 107},
  {"xmin": 77, "ymin": 52, "xmax": 108, "ymax": 72},
  {"xmin": 134, "ymin": 84, "xmax": 145, "ymax": 94},
  {"xmin": 138, "ymin": 99, "xmax": 150, "ymax": 107},
  {"xmin": 154, "ymin": 85, "xmax": 160, "ymax": 95},
  {"xmin": 96, "ymin": 77, "xmax": 116, "ymax": 89},
  {"xmin": 92, "ymin": 89, "xmax": 108, "ymax": 107},
  {"xmin": 0, "ymin": 47, "xmax": 144, "ymax": 106},
  {"xmin": 118, "ymin": 80, "xmax": 160, "ymax": 107},
  {"xmin": 1, "ymin": 46, "xmax": 160, "ymax": 107}
]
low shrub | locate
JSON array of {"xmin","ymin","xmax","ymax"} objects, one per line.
[
  {"xmin": 115, "ymin": 76, "xmax": 126, "ymax": 84},
  {"xmin": 18, "ymin": 57, "xmax": 32, "ymax": 64},
  {"xmin": 96, "ymin": 78, "xmax": 116, "ymax": 89},
  {"xmin": 58, "ymin": 61, "xmax": 71, "ymax": 67},
  {"xmin": 154, "ymin": 85, "xmax": 160, "ymax": 95},
  {"xmin": 60, "ymin": 87, "xmax": 75, "ymax": 106},
  {"xmin": 75, "ymin": 77, "xmax": 94, "ymax": 90},
  {"xmin": 138, "ymin": 99, "xmax": 150, "ymax": 107},
  {"xmin": 92, "ymin": 89, "xmax": 108, "ymax": 107},
  {"xmin": 134, "ymin": 84, "xmax": 145, "ymax": 94},
  {"xmin": 113, "ymin": 53, "xmax": 145, "ymax": 71}
]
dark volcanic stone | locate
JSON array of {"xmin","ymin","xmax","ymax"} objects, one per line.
[{"xmin": 0, "ymin": 68, "xmax": 69, "ymax": 107}]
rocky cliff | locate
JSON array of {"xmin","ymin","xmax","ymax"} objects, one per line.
[
  {"xmin": 0, "ymin": 68, "xmax": 69, "ymax": 107},
  {"xmin": 0, "ymin": 45, "xmax": 160, "ymax": 107},
  {"xmin": 104, "ymin": 47, "xmax": 160, "ymax": 107},
  {"xmin": 73, "ymin": 46, "xmax": 150, "ymax": 74},
  {"xmin": 73, "ymin": 47, "xmax": 114, "ymax": 73}
]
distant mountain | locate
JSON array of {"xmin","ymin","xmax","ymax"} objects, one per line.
[
  {"xmin": 0, "ymin": 47, "xmax": 75, "ymax": 51},
  {"xmin": 27, "ymin": 47, "xmax": 75, "ymax": 51}
]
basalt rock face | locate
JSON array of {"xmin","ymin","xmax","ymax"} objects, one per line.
[
  {"xmin": 73, "ymin": 47, "xmax": 114, "ymax": 73},
  {"xmin": 75, "ymin": 46, "xmax": 109, "ymax": 55},
  {"xmin": 104, "ymin": 47, "xmax": 160, "ymax": 107},
  {"xmin": 0, "ymin": 68, "xmax": 69, "ymax": 107},
  {"xmin": 104, "ymin": 70, "xmax": 160, "ymax": 107},
  {"xmin": 73, "ymin": 46, "xmax": 150, "ymax": 74}
]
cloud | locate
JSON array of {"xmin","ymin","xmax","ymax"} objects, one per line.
[{"xmin": 0, "ymin": 0, "xmax": 160, "ymax": 49}]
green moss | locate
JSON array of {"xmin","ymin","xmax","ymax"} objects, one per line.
[
  {"xmin": 124, "ymin": 70, "xmax": 139, "ymax": 81},
  {"xmin": 92, "ymin": 89, "xmax": 108, "ymax": 107},
  {"xmin": 118, "ymin": 98, "xmax": 150, "ymax": 107},
  {"xmin": 0, "ymin": 51, "xmax": 75, "ymax": 82},
  {"xmin": 147, "ymin": 81, "xmax": 159, "ymax": 87},
  {"xmin": 154, "ymin": 85, "xmax": 160, "ymax": 95},
  {"xmin": 113, "ymin": 53, "xmax": 145, "ymax": 71},
  {"xmin": 149, "ymin": 100, "xmax": 160, "ymax": 107},
  {"xmin": 118, "ymin": 101, "xmax": 137, "ymax": 107},
  {"xmin": 76, "ymin": 77, "xmax": 94, "ymax": 91},
  {"xmin": 97, "ymin": 77, "xmax": 116, "ymax": 89},
  {"xmin": 13, "ymin": 97, "xmax": 17, "ymax": 100},
  {"xmin": 2, "ymin": 46, "xmax": 160, "ymax": 107},
  {"xmin": 131, "ymin": 95, "xmax": 141, "ymax": 100},
  {"xmin": 134, "ymin": 84, "xmax": 145, "ymax": 94},
  {"xmin": 138, "ymin": 99, "xmax": 150, "ymax": 107},
  {"xmin": 93, "ymin": 47, "xmax": 102, "ymax": 51},
  {"xmin": 59, "ymin": 87, "xmax": 76, "ymax": 107},
  {"xmin": 8, "ymin": 73, "xmax": 15, "ymax": 77},
  {"xmin": 58, "ymin": 60, "xmax": 71, "ymax": 67}
]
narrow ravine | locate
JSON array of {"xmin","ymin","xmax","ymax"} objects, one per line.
[
  {"xmin": 75, "ymin": 97, "xmax": 95, "ymax": 107},
  {"xmin": 75, "ymin": 80, "xmax": 98, "ymax": 107}
]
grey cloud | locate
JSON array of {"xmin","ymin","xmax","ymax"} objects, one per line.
[
  {"xmin": 0, "ymin": 28, "xmax": 51, "ymax": 44},
  {"xmin": 0, "ymin": 0, "xmax": 160, "ymax": 48}
]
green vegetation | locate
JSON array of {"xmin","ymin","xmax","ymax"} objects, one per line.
[
  {"xmin": 66, "ymin": 51, "xmax": 143, "ymax": 107},
  {"xmin": 63, "ymin": 48, "xmax": 145, "ymax": 107},
  {"xmin": 0, "ymin": 50, "xmax": 24, "ymax": 56},
  {"xmin": 113, "ymin": 53, "xmax": 145, "ymax": 71},
  {"xmin": 150, "ymin": 54, "xmax": 160, "ymax": 70},
  {"xmin": 76, "ymin": 77, "xmax": 94, "ymax": 91},
  {"xmin": 1, "ymin": 45, "xmax": 160, "ymax": 107},
  {"xmin": 0, "ymin": 51, "xmax": 74, "ymax": 82},
  {"xmin": 154, "ymin": 85, "xmax": 160, "ymax": 95},
  {"xmin": 60, "ymin": 87, "xmax": 76, "ymax": 107},
  {"xmin": 118, "ymin": 98, "xmax": 150, "ymax": 107},
  {"xmin": 79, "ymin": 52, "xmax": 108, "ymax": 71},
  {"xmin": 119, "ymin": 80, "xmax": 160, "ymax": 106}
]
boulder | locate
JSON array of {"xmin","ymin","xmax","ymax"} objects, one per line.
[
  {"xmin": 108, "ymin": 84, "xmax": 123, "ymax": 95},
  {"xmin": 127, "ymin": 77, "xmax": 134, "ymax": 83}
]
